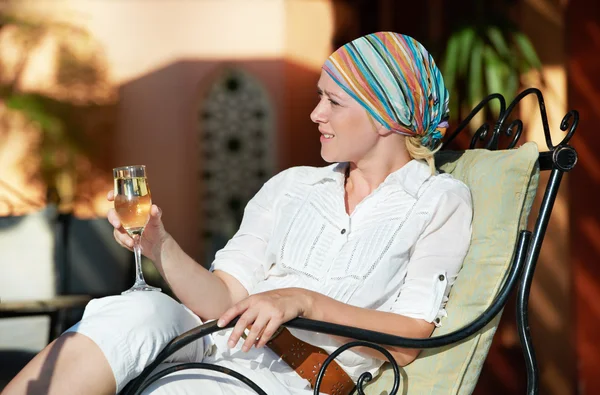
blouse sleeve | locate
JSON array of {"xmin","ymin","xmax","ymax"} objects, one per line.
[
  {"xmin": 386, "ymin": 184, "xmax": 473, "ymax": 326},
  {"xmin": 209, "ymin": 171, "xmax": 286, "ymax": 294}
]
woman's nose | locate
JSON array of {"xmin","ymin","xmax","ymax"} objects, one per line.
[{"xmin": 310, "ymin": 100, "xmax": 327, "ymax": 124}]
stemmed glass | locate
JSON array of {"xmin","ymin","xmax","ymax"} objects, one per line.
[{"xmin": 113, "ymin": 165, "xmax": 161, "ymax": 294}]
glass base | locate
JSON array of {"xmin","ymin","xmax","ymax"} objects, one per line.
[{"xmin": 122, "ymin": 283, "xmax": 162, "ymax": 295}]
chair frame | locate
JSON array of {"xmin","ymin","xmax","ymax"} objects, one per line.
[{"xmin": 122, "ymin": 88, "xmax": 579, "ymax": 395}]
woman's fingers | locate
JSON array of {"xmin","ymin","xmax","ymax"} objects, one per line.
[
  {"xmin": 106, "ymin": 190, "xmax": 114, "ymax": 201},
  {"xmin": 107, "ymin": 208, "xmax": 121, "ymax": 229},
  {"xmin": 228, "ymin": 310, "xmax": 256, "ymax": 349},
  {"xmin": 113, "ymin": 228, "xmax": 133, "ymax": 249},
  {"xmin": 108, "ymin": 207, "xmax": 132, "ymax": 248},
  {"xmin": 219, "ymin": 295, "xmax": 291, "ymax": 352},
  {"xmin": 218, "ymin": 299, "xmax": 247, "ymax": 328},
  {"xmin": 147, "ymin": 205, "xmax": 163, "ymax": 228},
  {"xmin": 256, "ymin": 320, "xmax": 281, "ymax": 349},
  {"xmin": 150, "ymin": 204, "xmax": 162, "ymax": 218},
  {"xmin": 242, "ymin": 315, "xmax": 269, "ymax": 352}
]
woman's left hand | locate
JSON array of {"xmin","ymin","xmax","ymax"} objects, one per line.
[{"xmin": 217, "ymin": 288, "xmax": 313, "ymax": 352}]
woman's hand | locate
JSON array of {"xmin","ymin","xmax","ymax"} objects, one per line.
[
  {"xmin": 106, "ymin": 190, "xmax": 170, "ymax": 262},
  {"xmin": 217, "ymin": 288, "xmax": 314, "ymax": 352}
]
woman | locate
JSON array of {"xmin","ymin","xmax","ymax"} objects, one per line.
[{"xmin": 3, "ymin": 32, "xmax": 472, "ymax": 395}]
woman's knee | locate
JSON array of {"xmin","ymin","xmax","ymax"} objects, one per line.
[
  {"xmin": 79, "ymin": 292, "xmax": 198, "ymax": 337},
  {"xmin": 64, "ymin": 292, "xmax": 205, "ymax": 391}
]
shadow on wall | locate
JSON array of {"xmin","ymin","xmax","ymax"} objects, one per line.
[{"xmin": 567, "ymin": 0, "xmax": 600, "ymax": 392}]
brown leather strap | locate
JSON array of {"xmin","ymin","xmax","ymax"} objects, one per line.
[{"xmin": 267, "ymin": 328, "xmax": 354, "ymax": 395}]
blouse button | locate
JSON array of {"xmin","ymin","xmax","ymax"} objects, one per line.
[
  {"xmin": 341, "ymin": 229, "xmax": 346, "ymax": 235},
  {"xmin": 438, "ymin": 274, "xmax": 445, "ymax": 281}
]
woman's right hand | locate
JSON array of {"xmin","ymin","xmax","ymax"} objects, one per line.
[{"xmin": 106, "ymin": 190, "xmax": 170, "ymax": 262}]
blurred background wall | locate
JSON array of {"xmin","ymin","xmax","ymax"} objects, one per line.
[{"xmin": 0, "ymin": 0, "xmax": 598, "ymax": 393}]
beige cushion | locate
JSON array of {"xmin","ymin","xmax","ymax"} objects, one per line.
[{"xmin": 364, "ymin": 142, "xmax": 540, "ymax": 394}]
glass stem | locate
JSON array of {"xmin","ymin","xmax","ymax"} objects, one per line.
[{"xmin": 133, "ymin": 233, "xmax": 146, "ymax": 285}]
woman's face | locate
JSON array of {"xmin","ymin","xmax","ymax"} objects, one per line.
[{"xmin": 310, "ymin": 70, "xmax": 381, "ymax": 164}]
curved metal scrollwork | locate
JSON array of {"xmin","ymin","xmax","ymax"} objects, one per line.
[
  {"xmin": 558, "ymin": 110, "xmax": 578, "ymax": 147},
  {"xmin": 505, "ymin": 119, "xmax": 524, "ymax": 150},
  {"xmin": 129, "ymin": 363, "xmax": 268, "ymax": 395},
  {"xmin": 467, "ymin": 119, "xmax": 522, "ymax": 150},
  {"xmin": 469, "ymin": 123, "xmax": 491, "ymax": 150},
  {"xmin": 313, "ymin": 341, "xmax": 400, "ymax": 395},
  {"xmin": 495, "ymin": 88, "xmax": 551, "ymax": 150},
  {"xmin": 443, "ymin": 93, "xmax": 507, "ymax": 148},
  {"xmin": 443, "ymin": 88, "xmax": 580, "ymax": 174}
]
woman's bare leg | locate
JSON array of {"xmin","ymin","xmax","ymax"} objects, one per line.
[
  {"xmin": 1, "ymin": 333, "xmax": 115, "ymax": 395},
  {"xmin": 3, "ymin": 292, "xmax": 204, "ymax": 395}
]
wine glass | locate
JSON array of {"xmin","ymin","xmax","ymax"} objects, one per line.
[{"xmin": 113, "ymin": 165, "xmax": 161, "ymax": 294}]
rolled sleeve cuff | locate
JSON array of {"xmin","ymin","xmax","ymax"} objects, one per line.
[
  {"xmin": 210, "ymin": 260, "xmax": 263, "ymax": 295},
  {"xmin": 389, "ymin": 271, "xmax": 448, "ymax": 327}
]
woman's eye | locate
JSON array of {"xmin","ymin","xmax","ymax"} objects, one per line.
[{"xmin": 316, "ymin": 90, "xmax": 340, "ymax": 106}]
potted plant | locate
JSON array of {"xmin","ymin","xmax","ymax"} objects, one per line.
[{"xmin": 440, "ymin": 0, "xmax": 543, "ymax": 134}]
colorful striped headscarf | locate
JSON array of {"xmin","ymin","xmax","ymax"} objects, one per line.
[{"xmin": 323, "ymin": 32, "xmax": 449, "ymax": 149}]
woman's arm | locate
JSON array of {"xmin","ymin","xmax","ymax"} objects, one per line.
[
  {"xmin": 110, "ymin": 169, "xmax": 285, "ymax": 321},
  {"xmin": 303, "ymin": 289, "xmax": 434, "ymax": 366},
  {"xmin": 301, "ymin": 187, "xmax": 473, "ymax": 365},
  {"xmin": 108, "ymin": 191, "xmax": 249, "ymax": 321},
  {"xmin": 152, "ymin": 234, "xmax": 249, "ymax": 320},
  {"xmin": 218, "ymin": 288, "xmax": 432, "ymax": 366}
]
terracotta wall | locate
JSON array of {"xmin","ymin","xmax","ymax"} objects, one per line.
[
  {"xmin": 567, "ymin": 0, "xmax": 600, "ymax": 393},
  {"xmin": 496, "ymin": 1, "xmax": 575, "ymax": 394}
]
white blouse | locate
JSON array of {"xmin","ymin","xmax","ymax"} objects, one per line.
[{"xmin": 210, "ymin": 159, "xmax": 473, "ymax": 380}]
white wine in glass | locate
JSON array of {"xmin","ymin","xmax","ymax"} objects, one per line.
[{"xmin": 113, "ymin": 165, "xmax": 161, "ymax": 294}]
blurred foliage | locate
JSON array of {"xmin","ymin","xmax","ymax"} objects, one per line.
[
  {"xmin": 3, "ymin": 92, "xmax": 91, "ymax": 207},
  {"xmin": 0, "ymin": 10, "xmax": 109, "ymax": 211},
  {"xmin": 441, "ymin": 0, "xmax": 543, "ymax": 123}
]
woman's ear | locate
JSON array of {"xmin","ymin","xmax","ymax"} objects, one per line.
[
  {"xmin": 366, "ymin": 111, "xmax": 391, "ymax": 136},
  {"xmin": 375, "ymin": 122, "xmax": 393, "ymax": 137}
]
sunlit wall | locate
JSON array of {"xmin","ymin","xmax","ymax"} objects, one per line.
[{"xmin": 3, "ymin": 0, "xmax": 334, "ymax": 260}]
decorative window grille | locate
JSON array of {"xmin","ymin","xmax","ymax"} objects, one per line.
[{"xmin": 198, "ymin": 68, "xmax": 275, "ymax": 262}]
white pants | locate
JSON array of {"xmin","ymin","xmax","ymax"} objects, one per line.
[{"xmin": 66, "ymin": 292, "xmax": 314, "ymax": 394}]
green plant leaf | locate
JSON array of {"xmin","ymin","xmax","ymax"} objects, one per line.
[
  {"xmin": 456, "ymin": 27, "xmax": 476, "ymax": 76},
  {"xmin": 468, "ymin": 39, "xmax": 484, "ymax": 108},
  {"xmin": 513, "ymin": 31, "xmax": 542, "ymax": 70},
  {"xmin": 442, "ymin": 32, "xmax": 461, "ymax": 117},
  {"xmin": 493, "ymin": 61, "xmax": 511, "ymax": 104},
  {"xmin": 468, "ymin": 39, "xmax": 485, "ymax": 128},
  {"xmin": 5, "ymin": 94, "xmax": 63, "ymax": 136},
  {"xmin": 442, "ymin": 33, "xmax": 460, "ymax": 97},
  {"xmin": 443, "ymin": 27, "xmax": 480, "ymax": 121},
  {"xmin": 487, "ymin": 26, "xmax": 510, "ymax": 58},
  {"xmin": 505, "ymin": 70, "xmax": 520, "ymax": 101},
  {"xmin": 482, "ymin": 45, "xmax": 503, "ymax": 115},
  {"xmin": 486, "ymin": 25, "xmax": 518, "ymax": 76}
]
